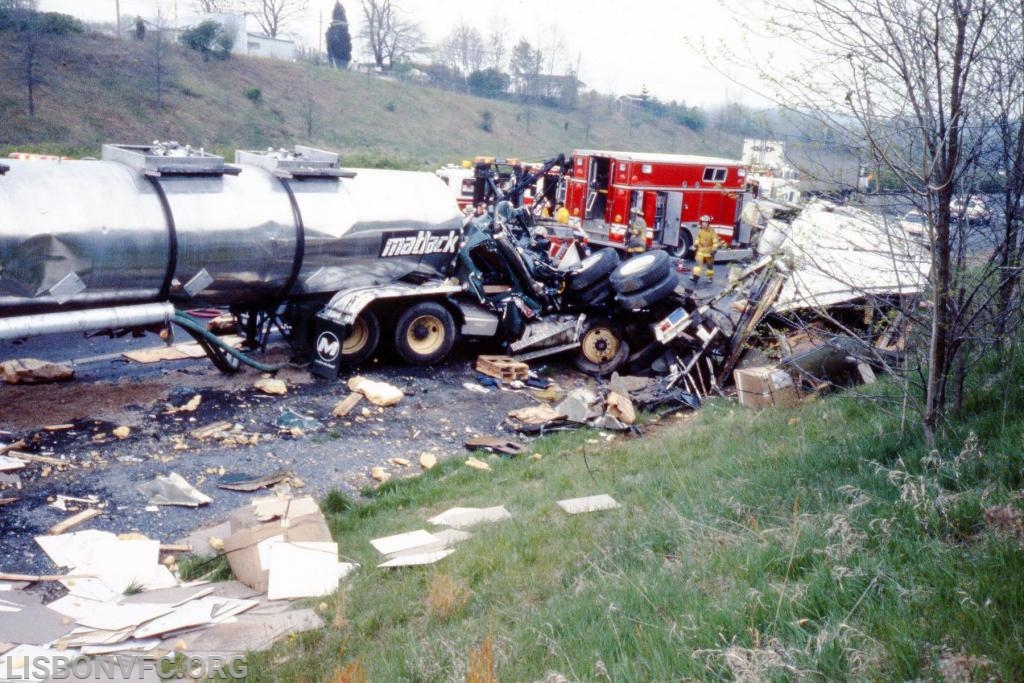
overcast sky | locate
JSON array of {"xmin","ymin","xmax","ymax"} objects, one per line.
[{"xmin": 36, "ymin": 0, "xmax": 778, "ymax": 107}]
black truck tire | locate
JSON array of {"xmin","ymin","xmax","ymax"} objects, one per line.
[
  {"xmin": 615, "ymin": 269, "xmax": 679, "ymax": 310},
  {"xmin": 340, "ymin": 309, "xmax": 380, "ymax": 365},
  {"xmin": 609, "ymin": 250, "xmax": 671, "ymax": 293},
  {"xmin": 571, "ymin": 278, "xmax": 616, "ymax": 306},
  {"xmin": 568, "ymin": 248, "xmax": 620, "ymax": 291},
  {"xmin": 393, "ymin": 301, "xmax": 457, "ymax": 365},
  {"xmin": 574, "ymin": 318, "xmax": 629, "ymax": 376}
]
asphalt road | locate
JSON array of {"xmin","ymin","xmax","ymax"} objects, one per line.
[{"xmin": 0, "ymin": 331, "xmax": 554, "ymax": 575}]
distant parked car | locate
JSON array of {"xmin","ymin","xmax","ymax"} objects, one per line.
[
  {"xmin": 900, "ymin": 209, "xmax": 928, "ymax": 237},
  {"xmin": 950, "ymin": 195, "xmax": 991, "ymax": 225}
]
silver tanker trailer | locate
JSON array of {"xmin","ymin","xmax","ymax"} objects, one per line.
[{"xmin": 1, "ymin": 141, "xmax": 711, "ymax": 379}]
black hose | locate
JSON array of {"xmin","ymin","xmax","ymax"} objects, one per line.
[{"xmin": 172, "ymin": 311, "xmax": 288, "ymax": 373}]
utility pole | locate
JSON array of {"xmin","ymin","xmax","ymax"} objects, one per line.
[{"xmin": 115, "ymin": 0, "xmax": 121, "ymax": 38}]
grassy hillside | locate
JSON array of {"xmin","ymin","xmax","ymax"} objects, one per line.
[{"xmin": 0, "ymin": 27, "xmax": 735, "ymax": 168}]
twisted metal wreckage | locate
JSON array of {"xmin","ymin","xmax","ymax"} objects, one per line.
[{"xmin": 0, "ymin": 143, "xmax": 928, "ymax": 410}]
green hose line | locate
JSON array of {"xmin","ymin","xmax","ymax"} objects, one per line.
[{"xmin": 172, "ymin": 311, "xmax": 288, "ymax": 373}]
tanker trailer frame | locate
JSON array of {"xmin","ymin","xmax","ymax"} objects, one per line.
[
  {"xmin": 0, "ymin": 141, "xmax": 641, "ymax": 377},
  {"xmin": 0, "ymin": 141, "xmax": 469, "ymax": 371}
]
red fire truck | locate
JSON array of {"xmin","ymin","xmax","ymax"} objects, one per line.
[{"xmin": 561, "ymin": 149, "xmax": 751, "ymax": 257}]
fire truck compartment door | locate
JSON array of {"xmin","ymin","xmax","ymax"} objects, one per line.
[{"xmin": 663, "ymin": 193, "xmax": 683, "ymax": 246}]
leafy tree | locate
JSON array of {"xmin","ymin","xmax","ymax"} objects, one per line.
[
  {"xmin": 179, "ymin": 19, "xmax": 234, "ymax": 61},
  {"xmin": 509, "ymin": 38, "xmax": 542, "ymax": 101},
  {"xmin": 467, "ymin": 68, "xmax": 509, "ymax": 99},
  {"xmin": 325, "ymin": 1, "xmax": 351, "ymax": 68}
]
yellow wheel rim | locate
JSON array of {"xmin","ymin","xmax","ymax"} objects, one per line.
[
  {"xmin": 405, "ymin": 315, "xmax": 445, "ymax": 355},
  {"xmin": 342, "ymin": 317, "xmax": 371, "ymax": 356},
  {"xmin": 580, "ymin": 327, "xmax": 620, "ymax": 364}
]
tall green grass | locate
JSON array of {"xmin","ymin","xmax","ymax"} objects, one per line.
[{"xmin": 238, "ymin": 353, "xmax": 1024, "ymax": 681}]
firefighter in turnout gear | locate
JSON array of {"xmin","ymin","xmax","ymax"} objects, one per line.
[
  {"xmin": 626, "ymin": 207, "xmax": 647, "ymax": 256},
  {"xmin": 691, "ymin": 215, "xmax": 724, "ymax": 285}
]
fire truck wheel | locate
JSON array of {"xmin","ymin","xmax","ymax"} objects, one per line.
[
  {"xmin": 568, "ymin": 248, "xmax": 620, "ymax": 291},
  {"xmin": 609, "ymin": 250, "xmax": 671, "ymax": 293},
  {"xmin": 670, "ymin": 231, "xmax": 693, "ymax": 259},
  {"xmin": 615, "ymin": 269, "xmax": 679, "ymax": 310},
  {"xmin": 340, "ymin": 310, "xmax": 380, "ymax": 365},
  {"xmin": 574, "ymin": 319, "xmax": 629, "ymax": 376},
  {"xmin": 394, "ymin": 301, "xmax": 457, "ymax": 365}
]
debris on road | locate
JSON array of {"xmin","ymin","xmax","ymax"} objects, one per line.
[
  {"xmin": 464, "ymin": 436, "xmax": 525, "ymax": 456},
  {"xmin": 165, "ymin": 393, "xmax": 202, "ymax": 414},
  {"xmin": 331, "ymin": 392, "xmax": 363, "ymax": 417},
  {"xmin": 254, "ymin": 377, "xmax": 288, "ymax": 396},
  {"xmin": 217, "ymin": 468, "xmax": 293, "ymax": 492},
  {"xmin": 348, "ymin": 375, "xmax": 404, "ymax": 407},
  {"xmin": 274, "ymin": 408, "xmax": 322, "ymax": 433},
  {"xmin": 475, "ymin": 355, "xmax": 529, "ymax": 382},
  {"xmin": 137, "ymin": 472, "xmax": 212, "ymax": 507},
  {"xmin": 224, "ymin": 495, "xmax": 334, "ymax": 593},
  {"xmin": 1, "ymin": 358, "xmax": 75, "ymax": 384},
  {"xmin": 48, "ymin": 508, "xmax": 104, "ymax": 535},
  {"xmin": 419, "ymin": 453, "xmax": 437, "ymax": 470}
]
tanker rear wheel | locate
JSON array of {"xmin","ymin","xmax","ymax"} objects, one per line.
[
  {"xmin": 340, "ymin": 310, "xmax": 380, "ymax": 365},
  {"xmin": 393, "ymin": 301, "xmax": 457, "ymax": 365}
]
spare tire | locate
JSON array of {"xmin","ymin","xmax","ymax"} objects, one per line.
[
  {"xmin": 616, "ymin": 269, "xmax": 679, "ymax": 310},
  {"xmin": 609, "ymin": 250, "xmax": 671, "ymax": 293},
  {"xmin": 568, "ymin": 248, "xmax": 620, "ymax": 291},
  {"xmin": 571, "ymin": 278, "xmax": 615, "ymax": 306}
]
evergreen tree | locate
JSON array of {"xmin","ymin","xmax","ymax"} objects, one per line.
[{"xmin": 325, "ymin": 1, "xmax": 351, "ymax": 68}]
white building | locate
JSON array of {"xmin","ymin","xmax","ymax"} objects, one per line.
[{"xmin": 159, "ymin": 12, "xmax": 298, "ymax": 61}]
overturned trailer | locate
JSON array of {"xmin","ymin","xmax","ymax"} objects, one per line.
[{"xmin": 0, "ymin": 142, "xmax": 726, "ymax": 381}]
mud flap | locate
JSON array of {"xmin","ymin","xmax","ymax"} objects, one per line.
[{"xmin": 311, "ymin": 315, "xmax": 347, "ymax": 378}]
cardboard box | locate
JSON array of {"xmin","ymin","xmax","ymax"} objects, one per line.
[
  {"xmin": 223, "ymin": 496, "xmax": 332, "ymax": 592},
  {"xmin": 734, "ymin": 365, "xmax": 799, "ymax": 409}
]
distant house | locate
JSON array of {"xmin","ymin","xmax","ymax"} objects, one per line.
[
  {"xmin": 616, "ymin": 93, "xmax": 649, "ymax": 113},
  {"xmin": 153, "ymin": 12, "xmax": 298, "ymax": 61},
  {"xmin": 243, "ymin": 31, "xmax": 298, "ymax": 61}
]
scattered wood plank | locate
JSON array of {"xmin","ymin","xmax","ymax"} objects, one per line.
[
  {"xmin": 0, "ymin": 440, "xmax": 26, "ymax": 455},
  {"xmin": 190, "ymin": 421, "xmax": 234, "ymax": 440},
  {"xmin": 49, "ymin": 508, "xmax": 103, "ymax": 535},
  {"xmin": 330, "ymin": 393, "xmax": 363, "ymax": 418},
  {"xmin": 6, "ymin": 451, "xmax": 67, "ymax": 467}
]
